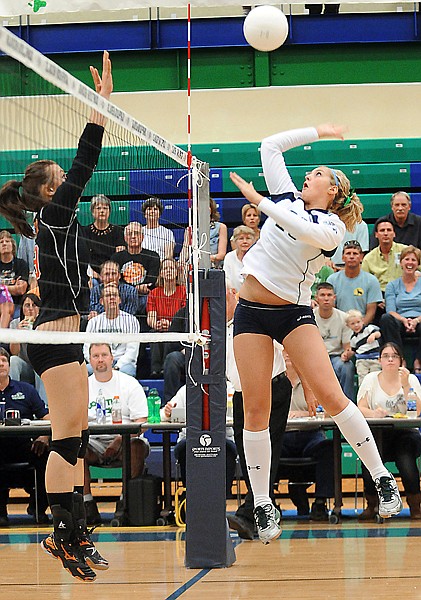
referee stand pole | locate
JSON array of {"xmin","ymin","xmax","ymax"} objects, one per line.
[{"xmin": 185, "ymin": 269, "xmax": 236, "ymax": 568}]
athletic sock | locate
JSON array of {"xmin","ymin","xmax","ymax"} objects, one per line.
[
  {"xmin": 332, "ymin": 401, "xmax": 389, "ymax": 481},
  {"xmin": 243, "ymin": 428, "xmax": 271, "ymax": 508}
]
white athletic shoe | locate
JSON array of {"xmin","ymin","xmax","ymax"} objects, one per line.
[
  {"xmin": 253, "ymin": 504, "xmax": 281, "ymax": 544},
  {"xmin": 375, "ymin": 473, "xmax": 403, "ymax": 518}
]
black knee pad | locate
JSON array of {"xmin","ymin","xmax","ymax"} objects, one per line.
[
  {"xmin": 78, "ymin": 429, "xmax": 89, "ymax": 459},
  {"xmin": 50, "ymin": 437, "xmax": 81, "ymax": 466}
]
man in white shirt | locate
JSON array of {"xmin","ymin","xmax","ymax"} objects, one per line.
[
  {"xmin": 84, "ymin": 283, "xmax": 140, "ymax": 377},
  {"xmin": 83, "ymin": 343, "xmax": 149, "ymax": 525},
  {"xmin": 314, "ymin": 282, "xmax": 355, "ymax": 400}
]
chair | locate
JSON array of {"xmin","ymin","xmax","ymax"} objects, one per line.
[
  {"xmin": 0, "ymin": 461, "xmax": 38, "ymax": 522},
  {"xmin": 276, "ymin": 457, "xmax": 319, "ymax": 515}
]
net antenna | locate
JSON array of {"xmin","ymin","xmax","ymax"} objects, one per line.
[{"xmin": 0, "ymin": 25, "xmax": 210, "ymax": 348}]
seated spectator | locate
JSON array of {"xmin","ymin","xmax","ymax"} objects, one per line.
[
  {"xmin": 111, "ymin": 221, "xmax": 160, "ymax": 318},
  {"xmin": 314, "ymin": 283, "xmax": 354, "ymax": 400},
  {"xmin": 84, "ymin": 343, "xmax": 149, "ymax": 524},
  {"xmin": 146, "ymin": 258, "xmax": 186, "ymax": 378},
  {"xmin": 82, "ymin": 194, "xmax": 125, "ymax": 282},
  {"xmin": 0, "ymin": 230, "xmax": 29, "ymax": 316},
  {"xmin": 223, "ymin": 225, "xmax": 255, "ymax": 293},
  {"xmin": 209, "ymin": 198, "xmax": 227, "ymax": 268},
  {"xmin": 380, "ymin": 246, "xmax": 421, "ymax": 373},
  {"xmin": 88, "ymin": 260, "xmax": 138, "ymax": 320},
  {"xmin": 282, "ymin": 353, "xmax": 334, "ymax": 521},
  {"xmin": 369, "ymin": 191, "xmax": 421, "ymax": 250},
  {"xmin": 231, "ymin": 203, "xmax": 260, "ymax": 250},
  {"xmin": 330, "ymin": 219, "xmax": 369, "ymax": 270},
  {"xmin": 141, "ymin": 197, "xmax": 175, "ymax": 259},
  {"xmin": 0, "ymin": 284, "xmax": 14, "ymax": 329},
  {"xmin": 0, "ymin": 348, "xmax": 50, "ymax": 525},
  {"xmin": 357, "ymin": 342, "xmax": 421, "ymax": 520},
  {"xmin": 162, "ymin": 305, "xmax": 187, "ymax": 403},
  {"xmin": 311, "ymin": 257, "xmax": 334, "ymax": 302},
  {"xmin": 161, "ymin": 385, "xmax": 237, "ymax": 498},
  {"xmin": 17, "ymin": 226, "xmax": 37, "ymax": 289},
  {"xmin": 362, "ymin": 218, "xmax": 407, "ymax": 294},
  {"xmin": 9, "ymin": 292, "xmax": 47, "ymax": 404},
  {"xmin": 346, "ymin": 309, "xmax": 381, "ymax": 386},
  {"xmin": 84, "ymin": 283, "xmax": 140, "ymax": 377},
  {"xmin": 327, "ymin": 240, "xmax": 382, "ymax": 325}
]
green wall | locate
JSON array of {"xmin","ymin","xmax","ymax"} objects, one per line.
[{"xmin": 2, "ymin": 42, "xmax": 421, "ymax": 96}]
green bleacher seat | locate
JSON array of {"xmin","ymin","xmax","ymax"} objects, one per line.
[
  {"xmin": 89, "ymin": 465, "xmax": 122, "ymax": 480},
  {"xmin": 358, "ymin": 194, "xmax": 392, "ymax": 220}
]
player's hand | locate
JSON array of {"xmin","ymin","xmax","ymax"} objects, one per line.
[
  {"xmin": 229, "ymin": 172, "xmax": 264, "ymax": 206},
  {"xmin": 90, "ymin": 50, "xmax": 113, "ymax": 100},
  {"xmin": 316, "ymin": 123, "xmax": 347, "ymax": 140},
  {"xmin": 398, "ymin": 366, "xmax": 410, "ymax": 387}
]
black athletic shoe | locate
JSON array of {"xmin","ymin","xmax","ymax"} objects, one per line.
[
  {"xmin": 41, "ymin": 533, "xmax": 96, "ymax": 582},
  {"xmin": 78, "ymin": 527, "xmax": 109, "ymax": 570},
  {"xmin": 227, "ymin": 514, "xmax": 255, "ymax": 540}
]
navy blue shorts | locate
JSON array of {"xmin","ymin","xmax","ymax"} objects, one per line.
[
  {"xmin": 233, "ymin": 299, "xmax": 317, "ymax": 344},
  {"xmin": 27, "ymin": 343, "xmax": 84, "ymax": 377}
]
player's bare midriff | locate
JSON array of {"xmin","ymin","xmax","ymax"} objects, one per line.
[
  {"xmin": 239, "ymin": 275, "xmax": 292, "ymax": 306},
  {"xmin": 37, "ymin": 314, "xmax": 80, "ymax": 332}
]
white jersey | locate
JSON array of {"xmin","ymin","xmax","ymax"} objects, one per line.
[{"xmin": 242, "ymin": 127, "xmax": 346, "ymax": 306}]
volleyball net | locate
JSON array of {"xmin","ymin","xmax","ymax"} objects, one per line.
[{"xmin": 0, "ymin": 25, "xmax": 211, "ymax": 348}]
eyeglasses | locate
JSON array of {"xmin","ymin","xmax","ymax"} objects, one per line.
[
  {"xmin": 343, "ymin": 240, "xmax": 362, "ymax": 250},
  {"xmin": 381, "ymin": 353, "xmax": 400, "ymax": 360}
]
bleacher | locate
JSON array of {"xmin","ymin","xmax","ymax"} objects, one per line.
[
  {"xmin": 2, "ymin": 137, "xmax": 421, "ymax": 241},
  {"xmin": 4, "ymin": 135, "xmax": 421, "ymax": 509}
]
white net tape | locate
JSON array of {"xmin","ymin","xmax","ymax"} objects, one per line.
[{"xmin": 0, "ymin": 329, "xmax": 199, "ymax": 345}]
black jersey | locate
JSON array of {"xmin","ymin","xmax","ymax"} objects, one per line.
[{"xmin": 34, "ymin": 123, "xmax": 104, "ymax": 326}]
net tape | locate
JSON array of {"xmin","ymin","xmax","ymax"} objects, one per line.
[
  {"xmin": 0, "ymin": 26, "xmax": 209, "ymax": 347},
  {"xmin": 0, "ymin": 25, "xmax": 189, "ymax": 167}
]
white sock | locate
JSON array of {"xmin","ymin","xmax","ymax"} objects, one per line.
[
  {"xmin": 83, "ymin": 493, "xmax": 93, "ymax": 502},
  {"xmin": 332, "ymin": 401, "xmax": 389, "ymax": 481},
  {"xmin": 243, "ymin": 428, "xmax": 271, "ymax": 508}
]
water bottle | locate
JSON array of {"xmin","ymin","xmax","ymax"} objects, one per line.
[
  {"xmin": 147, "ymin": 388, "xmax": 161, "ymax": 424},
  {"xmin": 96, "ymin": 389, "xmax": 107, "ymax": 424},
  {"xmin": 316, "ymin": 405, "xmax": 325, "ymax": 419},
  {"xmin": 111, "ymin": 395, "xmax": 122, "ymax": 424},
  {"xmin": 407, "ymin": 387, "xmax": 418, "ymax": 417}
]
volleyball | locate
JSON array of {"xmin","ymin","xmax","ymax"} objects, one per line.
[{"xmin": 243, "ymin": 5, "xmax": 289, "ymax": 52}]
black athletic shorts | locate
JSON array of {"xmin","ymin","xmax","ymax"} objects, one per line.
[
  {"xmin": 233, "ymin": 299, "xmax": 317, "ymax": 344},
  {"xmin": 27, "ymin": 343, "xmax": 84, "ymax": 377}
]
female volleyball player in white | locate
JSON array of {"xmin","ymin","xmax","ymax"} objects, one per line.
[
  {"xmin": 0, "ymin": 52, "xmax": 112, "ymax": 580},
  {"xmin": 230, "ymin": 124, "xmax": 402, "ymax": 543}
]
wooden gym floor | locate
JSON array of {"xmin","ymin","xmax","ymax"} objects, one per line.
[{"xmin": 1, "ymin": 491, "xmax": 421, "ymax": 600}]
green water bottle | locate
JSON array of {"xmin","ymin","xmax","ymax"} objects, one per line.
[{"xmin": 147, "ymin": 388, "xmax": 161, "ymax": 424}]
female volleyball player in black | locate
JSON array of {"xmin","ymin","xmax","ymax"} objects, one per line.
[
  {"xmin": 229, "ymin": 124, "xmax": 402, "ymax": 543},
  {"xmin": 0, "ymin": 52, "xmax": 112, "ymax": 581}
]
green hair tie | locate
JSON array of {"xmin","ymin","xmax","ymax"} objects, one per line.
[{"xmin": 343, "ymin": 188, "xmax": 355, "ymax": 207}]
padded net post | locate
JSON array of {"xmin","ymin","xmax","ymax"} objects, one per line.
[{"xmin": 185, "ymin": 270, "xmax": 236, "ymax": 568}]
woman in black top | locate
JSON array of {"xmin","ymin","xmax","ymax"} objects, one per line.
[{"xmin": 0, "ymin": 51, "xmax": 112, "ymax": 582}]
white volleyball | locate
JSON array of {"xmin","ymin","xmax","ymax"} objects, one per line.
[{"xmin": 243, "ymin": 5, "xmax": 289, "ymax": 52}]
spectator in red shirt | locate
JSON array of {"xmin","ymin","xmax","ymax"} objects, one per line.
[{"xmin": 146, "ymin": 258, "xmax": 186, "ymax": 378}]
